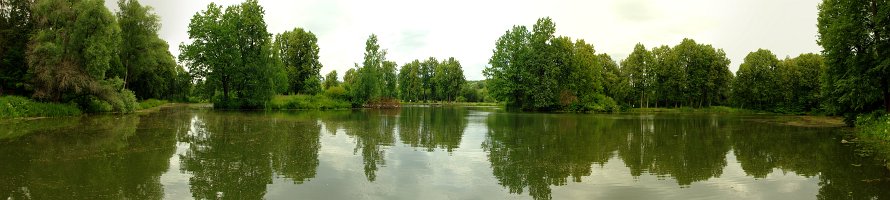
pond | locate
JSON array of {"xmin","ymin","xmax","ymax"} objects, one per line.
[{"xmin": 1, "ymin": 105, "xmax": 889, "ymax": 200}]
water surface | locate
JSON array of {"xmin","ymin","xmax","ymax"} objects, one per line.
[{"xmin": 1, "ymin": 105, "xmax": 888, "ymax": 199}]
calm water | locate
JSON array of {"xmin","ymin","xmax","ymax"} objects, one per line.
[{"xmin": 1, "ymin": 105, "xmax": 889, "ymax": 200}]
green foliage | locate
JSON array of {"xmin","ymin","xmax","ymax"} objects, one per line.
[
  {"xmin": 180, "ymin": 0, "xmax": 277, "ymax": 109},
  {"xmin": 459, "ymin": 81, "xmax": 490, "ymax": 103},
  {"xmin": 732, "ymin": 50, "xmax": 825, "ymax": 114},
  {"xmin": 399, "ymin": 57, "xmax": 467, "ymax": 103},
  {"xmin": 485, "ymin": 17, "xmax": 617, "ymax": 111},
  {"xmin": 137, "ymin": 99, "xmax": 168, "ymax": 110},
  {"xmin": 26, "ymin": 0, "xmax": 138, "ymax": 113},
  {"xmin": 621, "ymin": 43, "xmax": 656, "ymax": 108},
  {"xmin": 817, "ymin": 0, "xmax": 890, "ymax": 124},
  {"xmin": 0, "ymin": 96, "xmax": 82, "ymax": 118},
  {"xmin": 432, "ymin": 58, "xmax": 466, "ymax": 101},
  {"xmin": 323, "ymin": 70, "xmax": 339, "ymax": 89},
  {"xmin": 323, "ymin": 86, "xmax": 348, "ymax": 100},
  {"xmin": 268, "ymin": 94, "xmax": 350, "ymax": 110},
  {"xmin": 0, "ymin": 0, "xmax": 33, "ymax": 96},
  {"xmin": 776, "ymin": 53, "xmax": 825, "ymax": 113},
  {"xmin": 855, "ymin": 111, "xmax": 890, "ymax": 167},
  {"xmin": 733, "ymin": 49, "xmax": 780, "ymax": 110},
  {"xmin": 382, "ymin": 61, "xmax": 398, "ymax": 98},
  {"xmin": 350, "ymin": 34, "xmax": 399, "ymax": 106},
  {"xmin": 398, "ymin": 60, "xmax": 423, "ymax": 102},
  {"xmin": 273, "ymin": 28, "xmax": 322, "ymax": 94},
  {"xmin": 642, "ymin": 40, "xmax": 733, "ymax": 108},
  {"xmin": 115, "ymin": 0, "xmax": 186, "ymax": 100},
  {"xmin": 856, "ymin": 111, "xmax": 890, "ymax": 141}
]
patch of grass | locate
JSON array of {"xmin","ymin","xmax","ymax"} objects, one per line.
[
  {"xmin": 0, "ymin": 95, "xmax": 82, "ymax": 118},
  {"xmin": 137, "ymin": 99, "xmax": 169, "ymax": 110},
  {"xmin": 401, "ymin": 101, "xmax": 501, "ymax": 107},
  {"xmin": 268, "ymin": 94, "xmax": 351, "ymax": 110},
  {"xmin": 854, "ymin": 112, "xmax": 890, "ymax": 168},
  {"xmin": 628, "ymin": 106, "xmax": 760, "ymax": 114}
]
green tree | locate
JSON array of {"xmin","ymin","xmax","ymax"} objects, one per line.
[
  {"xmin": 787, "ymin": 53, "xmax": 824, "ymax": 112},
  {"xmin": 432, "ymin": 57, "xmax": 465, "ymax": 102},
  {"xmin": 382, "ymin": 60, "xmax": 398, "ymax": 99},
  {"xmin": 733, "ymin": 49, "xmax": 779, "ymax": 110},
  {"xmin": 180, "ymin": 0, "xmax": 276, "ymax": 108},
  {"xmin": 651, "ymin": 45, "xmax": 684, "ymax": 107},
  {"xmin": 273, "ymin": 28, "xmax": 322, "ymax": 94},
  {"xmin": 0, "ymin": 0, "xmax": 33, "ymax": 96},
  {"xmin": 485, "ymin": 17, "xmax": 616, "ymax": 111},
  {"xmin": 115, "ymin": 0, "xmax": 181, "ymax": 100},
  {"xmin": 28, "ymin": 0, "xmax": 137, "ymax": 112},
  {"xmin": 817, "ymin": 0, "xmax": 890, "ymax": 123},
  {"xmin": 351, "ymin": 34, "xmax": 389, "ymax": 105},
  {"xmin": 420, "ymin": 57, "xmax": 438, "ymax": 102},
  {"xmin": 599, "ymin": 54, "xmax": 628, "ymax": 105},
  {"xmin": 323, "ymin": 70, "xmax": 339, "ymax": 89},
  {"xmin": 398, "ymin": 60, "xmax": 422, "ymax": 102},
  {"xmin": 621, "ymin": 43, "xmax": 655, "ymax": 108}
]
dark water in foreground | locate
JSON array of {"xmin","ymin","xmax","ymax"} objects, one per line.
[{"xmin": 1, "ymin": 105, "xmax": 889, "ymax": 200}]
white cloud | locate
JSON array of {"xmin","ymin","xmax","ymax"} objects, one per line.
[{"xmin": 110, "ymin": 0, "xmax": 822, "ymax": 80}]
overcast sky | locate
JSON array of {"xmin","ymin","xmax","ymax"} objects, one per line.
[{"xmin": 105, "ymin": 0, "xmax": 823, "ymax": 81}]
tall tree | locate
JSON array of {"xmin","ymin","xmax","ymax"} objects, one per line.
[
  {"xmin": 115, "ymin": 0, "xmax": 182, "ymax": 100},
  {"xmin": 27, "ymin": 0, "xmax": 137, "ymax": 112},
  {"xmin": 733, "ymin": 49, "xmax": 779, "ymax": 110},
  {"xmin": 273, "ymin": 28, "xmax": 321, "ymax": 94},
  {"xmin": 818, "ymin": 0, "xmax": 890, "ymax": 123},
  {"xmin": 621, "ymin": 43, "xmax": 654, "ymax": 108},
  {"xmin": 420, "ymin": 57, "xmax": 438, "ymax": 102},
  {"xmin": 485, "ymin": 17, "xmax": 617, "ymax": 111},
  {"xmin": 351, "ymin": 34, "xmax": 389, "ymax": 105},
  {"xmin": 433, "ymin": 57, "xmax": 465, "ymax": 102},
  {"xmin": 382, "ymin": 60, "xmax": 398, "ymax": 99},
  {"xmin": 0, "ymin": 0, "xmax": 33, "ymax": 95},
  {"xmin": 323, "ymin": 70, "xmax": 339, "ymax": 90},
  {"xmin": 180, "ymin": 0, "xmax": 276, "ymax": 108},
  {"xmin": 398, "ymin": 60, "xmax": 422, "ymax": 102}
]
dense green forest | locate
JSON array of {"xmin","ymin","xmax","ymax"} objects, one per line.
[{"xmin": 1, "ymin": 0, "xmax": 888, "ymax": 126}]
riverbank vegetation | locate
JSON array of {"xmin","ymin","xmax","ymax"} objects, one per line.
[
  {"xmin": 0, "ymin": 96, "xmax": 81, "ymax": 118},
  {"xmin": 0, "ymin": 0, "xmax": 887, "ymax": 130},
  {"xmin": 0, "ymin": 0, "xmax": 190, "ymax": 116}
]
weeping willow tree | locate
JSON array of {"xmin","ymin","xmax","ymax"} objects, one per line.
[{"xmin": 27, "ymin": 0, "xmax": 136, "ymax": 112}]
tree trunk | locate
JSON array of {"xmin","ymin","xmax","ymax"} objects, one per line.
[
  {"xmin": 222, "ymin": 76, "xmax": 230, "ymax": 101},
  {"xmin": 881, "ymin": 84, "xmax": 890, "ymax": 117}
]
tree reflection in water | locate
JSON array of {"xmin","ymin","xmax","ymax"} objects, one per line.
[
  {"xmin": 0, "ymin": 109, "xmax": 188, "ymax": 199},
  {"xmin": 484, "ymin": 113, "xmax": 890, "ymax": 200},
  {"xmin": 179, "ymin": 110, "xmax": 321, "ymax": 199}
]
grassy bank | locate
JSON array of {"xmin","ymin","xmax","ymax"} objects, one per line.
[
  {"xmin": 401, "ymin": 101, "xmax": 500, "ymax": 107},
  {"xmin": 137, "ymin": 99, "xmax": 169, "ymax": 110},
  {"xmin": 628, "ymin": 106, "xmax": 762, "ymax": 114},
  {"xmin": 854, "ymin": 113, "xmax": 890, "ymax": 168},
  {"xmin": 0, "ymin": 96, "xmax": 82, "ymax": 118},
  {"xmin": 268, "ymin": 94, "xmax": 351, "ymax": 110}
]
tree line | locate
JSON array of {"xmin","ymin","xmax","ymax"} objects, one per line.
[
  {"xmin": 2, "ymin": 0, "xmax": 885, "ymax": 124},
  {"xmin": 179, "ymin": 1, "xmax": 473, "ymax": 109},
  {"xmin": 483, "ymin": 10, "xmax": 887, "ymax": 125},
  {"xmin": 0, "ymin": 0, "xmax": 190, "ymax": 113}
]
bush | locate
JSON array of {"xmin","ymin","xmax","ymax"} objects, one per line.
[
  {"xmin": 268, "ymin": 94, "xmax": 351, "ymax": 110},
  {"xmin": 324, "ymin": 86, "xmax": 349, "ymax": 100},
  {"xmin": 566, "ymin": 94, "xmax": 619, "ymax": 112},
  {"xmin": 857, "ymin": 111, "xmax": 890, "ymax": 141},
  {"xmin": 0, "ymin": 96, "xmax": 82, "ymax": 118},
  {"xmin": 138, "ymin": 99, "xmax": 169, "ymax": 110}
]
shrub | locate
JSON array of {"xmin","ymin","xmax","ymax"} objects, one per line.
[
  {"xmin": 0, "ymin": 96, "xmax": 82, "ymax": 118},
  {"xmin": 268, "ymin": 94, "xmax": 351, "ymax": 110},
  {"xmin": 138, "ymin": 99, "xmax": 169, "ymax": 110},
  {"xmin": 324, "ymin": 86, "xmax": 349, "ymax": 100}
]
